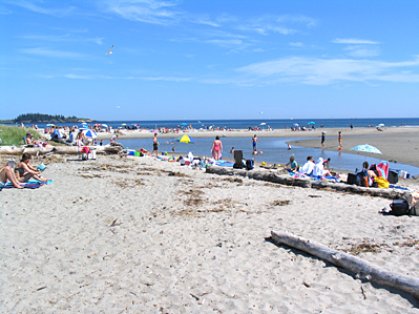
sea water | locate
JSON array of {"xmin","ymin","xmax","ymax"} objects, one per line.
[
  {"xmin": 116, "ymin": 136, "xmax": 419, "ymax": 175},
  {"xmin": 15, "ymin": 117, "xmax": 419, "ymax": 130}
]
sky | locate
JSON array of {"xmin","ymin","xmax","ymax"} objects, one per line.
[{"xmin": 1, "ymin": 0, "xmax": 419, "ymax": 121}]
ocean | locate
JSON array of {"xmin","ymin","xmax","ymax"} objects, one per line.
[{"xmin": 11, "ymin": 117, "xmax": 419, "ymax": 130}]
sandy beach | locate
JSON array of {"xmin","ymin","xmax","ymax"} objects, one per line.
[
  {"xmin": 1, "ymin": 155, "xmax": 418, "ymax": 313},
  {"xmin": 287, "ymin": 127, "xmax": 419, "ymax": 167}
]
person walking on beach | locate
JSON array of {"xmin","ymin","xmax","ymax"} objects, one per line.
[
  {"xmin": 321, "ymin": 131, "xmax": 326, "ymax": 148},
  {"xmin": 252, "ymin": 134, "xmax": 258, "ymax": 155},
  {"xmin": 338, "ymin": 131, "xmax": 343, "ymax": 150},
  {"xmin": 211, "ymin": 136, "xmax": 223, "ymax": 160}
]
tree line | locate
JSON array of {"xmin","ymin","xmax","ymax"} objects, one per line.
[{"xmin": 12, "ymin": 113, "xmax": 90, "ymax": 123}]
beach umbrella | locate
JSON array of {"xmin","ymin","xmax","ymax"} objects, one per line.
[
  {"xmin": 377, "ymin": 123, "xmax": 385, "ymax": 127},
  {"xmin": 260, "ymin": 122, "xmax": 267, "ymax": 126},
  {"xmin": 351, "ymin": 144, "xmax": 382, "ymax": 154},
  {"xmin": 101, "ymin": 124, "xmax": 108, "ymax": 128},
  {"xmin": 46, "ymin": 123, "xmax": 55, "ymax": 127},
  {"xmin": 178, "ymin": 134, "xmax": 192, "ymax": 143},
  {"xmin": 83, "ymin": 129, "xmax": 98, "ymax": 139},
  {"xmin": 307, "ymin": 121, "xmax": 316, "ymax": 125},
  {"xmin": 293, "ymin": 123, "xmax": 300, "ymax": 127}
]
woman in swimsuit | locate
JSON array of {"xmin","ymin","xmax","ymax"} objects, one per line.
[
  {"xmin": 0, "ymin": 160, "xmax": 23, "ymax": 188},
  {"xmin": 211, "ymin": 136, "xmax": 223, "ymax": 160},
  {"xmin": 15, "ymin": 153, "xmax": 48, "ymax": 182}
]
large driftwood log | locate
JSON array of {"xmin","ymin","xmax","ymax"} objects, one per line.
[
  {"xmin": 0, "ymin": 146, "xmax": 54, "ymax": 155},
  {"xmin": 270, "ymin": 230, "xmax": 419, "ymax": 299},
  {"xmin": 206, "ymin": 166, "xmax": 410, "ymax": 199},
  {"xmin": 0, "ymin": 145, "xmax": 122, "ymax": 156}
]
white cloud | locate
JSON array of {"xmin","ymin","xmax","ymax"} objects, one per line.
[
  {"xmin": 204, "ymin": 39, "xmax": 244, "ymax": 47},
  {"xmin": 344, "ymin": 45, "xmax": 380, "ymax": 58},
  {"xmin": 237, "ymin": 56, "xmax": 419, "ymax": 85},
  {"xmin": 103, "ymin": 0, "xmax": 180, "ymax": 25},
  {"xmin": 43, "ymin": 72, "xmax": 192, "ymax": 82},
  {"xmin": 289, "ymin": 41, "xmax": 304, "ymax": 48},
  {"xmin": 140, "ymin": 76, "xmax": 191, "ymax": 82},
  {"xmin": 333, "ymin": 38, "xmax": 379, "ymax": 45},
  {"xmin": 19, "ymin": 47, "xmax": 85, "ymax": 59},
  {"xmin": 21, "ymin": 34, "xmax": 104, "ymax": 45},
  {"xmin": 7, "ymin": 0, "xmax": 75, "ymax": 17},
  {"xmin": 237, "ymin": 15, "xmax": 317, "ymax": 36}
]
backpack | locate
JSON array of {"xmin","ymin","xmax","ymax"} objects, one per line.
[
  {"xmin": 246, "ymin": 159, "xmax": 254, "ymax": 170},
  {"xmin": 388, "ymin": 199, "xmax": 410, "ymax": 216}
]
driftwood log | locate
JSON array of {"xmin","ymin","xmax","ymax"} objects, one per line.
[
  {"xmin": 0, "ymin": 145, "xmax": 122, "ymax": 156},
  {"xmin": 270, "ymin": 231, "xmax": 419, "ymax": 299},
  {"xmin": 206, "ymin": 166, "xmax": 411, "ymax": 199},
  {"xmin": 206, "ymin": 166, "xmax": 312, "ymax": 188}
]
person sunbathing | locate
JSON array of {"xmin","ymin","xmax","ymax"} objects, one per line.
[
  {"xmin": 286, "ymin": 155, "xmax": 299, "ymax": 171},
  {"xmin": 357, "ymin": 161, "xmax": 377, "ymax": 187},
  {"xmin": 0, "ymin": 161, "xmax": 23, "ymax": 188},
  {"xmin": 15, "ymin": 153, "xmax": 48, "ymax": 183},
  {"xmin": 299, "ymin": 156, "xmax": 315, "ymax": 175},
  {"xmin": 25, "ymin": 132, "xmax": 50, "ymax": 148},
  {"xmin": 313, "ymin": 157, "xmax": 332, "ymax": 177}
]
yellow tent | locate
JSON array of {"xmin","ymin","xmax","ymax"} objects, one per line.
[{"xmin": 179, "ymin": 134, "xmax": 191, "ymax": 143}]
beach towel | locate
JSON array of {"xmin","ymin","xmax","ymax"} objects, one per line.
[
  {"xmin": 0, "ymin": 179, "xmax": 52, "ymax": 191},
  {"xmin": 215, "ymin": 160, "xmax": 234, "ymax": 167},
  {"xmin": 389, "ymin": 184, "xmax": 411, "ymax": 191},
  {"xmin": 376, "ymin": 161, "xmax": 389, "ymax": 179}
]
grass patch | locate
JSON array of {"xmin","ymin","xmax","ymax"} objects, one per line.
[{"xmin": 0, "ymin": 125, "xmax": 41, "ymax": 146}]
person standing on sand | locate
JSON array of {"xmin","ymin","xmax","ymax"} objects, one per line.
[
  {"xmin": 321, "ymin": 131, "xmax": 326, "ymax": 147},
  {"xmin": 338, "ymin": 131, "xmax": 343, "ymax": 150},
  {"xmin": 252, "ymin": 134, "xmax": 258, "ymax": 155},
  {"xmin": 152, "ymin": 133, "xmax": 159, "ymax": 156},
  {"xmin": 211, "ymin": 136, "xmax": 223, "ymax": 160}
]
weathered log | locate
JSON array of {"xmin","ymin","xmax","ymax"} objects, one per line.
[
  {"xmin": 270, "ymin": 230, "xmax": 419, "ymax": 299},
  {"xmin": 0, "ymin": 145, "xmax": 122, "ymax": 156},
  {"xmin": 0, "ymin": 146, "xmax": 54, "ymax": 155},
  {"xmin": 207, "ymin": 166, "xmax": 413, "ymax": 198},
  {"xmin": 206, "ymin": 166, "xmax": 312, "ymax": 188}
]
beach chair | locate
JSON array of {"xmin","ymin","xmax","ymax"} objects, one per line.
[{"xmin": 233, "ymin": 150, "xmax": 244, "ymax": 169}]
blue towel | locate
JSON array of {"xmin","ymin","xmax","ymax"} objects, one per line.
[
  {"xmin": 389, "ymin": 184, "xmax": 410, "ymax": 191},
  {"xmin": 215, "ymin": 160, "xmax": 234, "ymax": 167},
  {"xmin": 0, "ymin": 179, "xmax": 52, "ymax": 190}
]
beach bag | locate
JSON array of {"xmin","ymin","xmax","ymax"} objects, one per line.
[
  {"xmin": 347, "ymin": 173, "xmax": 357, "ymax": 185},
  {"xmin": 246, "ymin": 159, "xmax": 254, "ymax": 170},
  {"xmin": 375, "ymin": 176, "xmax": 390, "ymax": 189},
  {"xmin": 389, "ymin": 199, "xmax": 410, "ymax": 216},
  {"xmin": 388, "ymin": 170, "xmax": 399, "ymax": 184}
]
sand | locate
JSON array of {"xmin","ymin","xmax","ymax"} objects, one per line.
[
  {"xmin": 288, "ymin": 127, "xmax": 419, "ymax": 167},
  {"xmin": 0, "ymin": 155, "xmax": 418, "ymax": 313}
]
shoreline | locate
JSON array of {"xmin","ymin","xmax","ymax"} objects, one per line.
[
  {"xmin": 97, "ymin": 126, "xmax": 419, "ymax": 140},
  {"xmin": 287, "ymin": 127, "xmax": 419, "ymax": 168},
  {"xmin": 96, "ymin": 126, "xmax": 419, "ymax": 169}
]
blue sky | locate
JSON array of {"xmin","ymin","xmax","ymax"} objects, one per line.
[{"xmin": 1, "ymin": 0, "xmax": 419, "ymax": 120}]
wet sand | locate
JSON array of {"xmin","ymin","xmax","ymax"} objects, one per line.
[{"xmin": 287, "ymin": 127, "xmax": 419, "ymax": 167}]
